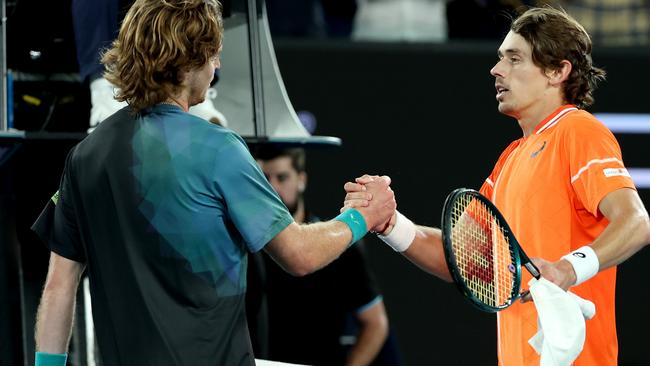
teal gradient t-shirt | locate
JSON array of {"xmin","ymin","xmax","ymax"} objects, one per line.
[{"xmin": 33, "ymin": 104, "xmax": 293, "ymax": 366}]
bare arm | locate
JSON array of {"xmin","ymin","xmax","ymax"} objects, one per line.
[
  {"xmin": 345, "ymin": 301, "xmax": 389, "ymax": 366},
  {"xmin": 35, "ymin": 252, "xmax": 86, "ymax": 353},
  {"xmin": 265, "ymin": 178, "xmax": 396, "ymax": 276},
  {"xmin": 533, "ymin": 188, "xmax": 650, "ymax": 290},
  {"xmin": 343, "ymin": 178, "xmax": 452, "ymax": 282},
  {"xmin": 591, "ymin": 188, "xmax": 650, "ymax": 268},
  {"xmin": 264, "ymin": 220, "xmax": 355, "ymax": 276},
  {"xmin": 401, "ymin": 226, "xmax": 452, "ymax": 282}
]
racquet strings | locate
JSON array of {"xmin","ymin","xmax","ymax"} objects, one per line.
[{"xmin": 450, "ymin": 194, "xmax": 517, "ymax": 308}]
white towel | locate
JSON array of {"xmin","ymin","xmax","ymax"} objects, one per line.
[
  {"xmin": 255, "ymin": 360, "xmax": 307, "ymax": 366},
  {"xmin": 527, "ymin": 277, "xmax": 596, "ymax": 366}
]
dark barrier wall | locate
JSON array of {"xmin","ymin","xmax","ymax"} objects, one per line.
[{"xmin": 273, "ymin": 41, "xmax": 650, "ymax": 366}]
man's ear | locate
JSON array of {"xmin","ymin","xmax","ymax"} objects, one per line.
[
  {"xmin": 548, "ymin": 60, "xmax": 572, "ymax": 86},
  {"xmin": 298, "ymin": 172, "xmax": 307, "ymax": 193}
]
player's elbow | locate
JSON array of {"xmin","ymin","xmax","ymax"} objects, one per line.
[
  {"xmin": 641, "ymin": 213, "xmax": 650, "ymax": 247},
  {"xmin": 630, "ymin": 207, "xmax": 650, "ymax": 247},
  {"xmin": 436, "ymin": 265, "xmax": 454, "ymax": 283},
  {"xmin": 266, "ymin": 224, "xmax": 321, "ymax": 276},
  {"xmin": 281, "ymin": 250, "xmax": 320, "ymax": 277},
  {"xmin": 284, "ymin": 260, "xmax": 317, "ymax": 277}
]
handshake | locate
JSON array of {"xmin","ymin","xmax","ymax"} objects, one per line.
[
  {"xmin": 341, "ymin": 174, "xmax": 396, "ymax": 234},
  {"xmin": 340, "ymin": 174, "xmax": 416, "ymax": 252}
]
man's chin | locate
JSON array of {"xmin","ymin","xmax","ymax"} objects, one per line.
[{"xmin": 497, "ymin": 103, "xmax": 516, "ymax": 117}]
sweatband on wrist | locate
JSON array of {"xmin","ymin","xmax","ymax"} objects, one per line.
[
  {"xmin": 561, "ymin": 245, "xmax": 599, "ymax": 286},
  {"xmin": 35, "ymin": 352, "xmax": 68, "ymax": 366},
  {"xmin": 334, "ymin": 208, "xmax": 368, "ymax": 246},
  {"xmin": 377, "ymin": 211, "xmax": 416, "ymax": 252}
]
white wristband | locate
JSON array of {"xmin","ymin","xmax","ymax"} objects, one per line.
[
  {"xmin": 561, "ymin": 246, "xmax": 600, "ymax": 286},
  {"xmin": 377, "ymin": 211, "xmax": 416, "ymax": 252}
]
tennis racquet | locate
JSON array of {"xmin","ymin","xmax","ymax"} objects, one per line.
[{"xmin": 441, "ymin": 188, "xmax": 540, "ymax": 312}]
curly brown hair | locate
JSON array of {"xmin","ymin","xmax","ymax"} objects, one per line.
[
  {"xmin": 101, "ymin": 0, "xmax": 223, "ymax": 113},
  {"xmin": 511, "ymin": 7, "xmax": 606, "ymax": 109}
]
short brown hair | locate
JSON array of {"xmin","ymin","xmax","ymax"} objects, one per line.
[
  {"xmin": 102, "ymin": 0, "xmax": 223, "ymax": 113},
  {"xmin": 254, "ymin": 146, "xmax": 306, "ymax": 173},
  {"xmin": 511, "ymin": 7, "xmax": 606, "ymax": 108}
]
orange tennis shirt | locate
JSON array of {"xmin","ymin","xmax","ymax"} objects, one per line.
[{"xmin": 479, "ymin": 105, "xmax": 637, "ymax": 366}]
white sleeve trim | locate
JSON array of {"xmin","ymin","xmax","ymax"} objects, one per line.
[{"xmin": 571, "ymin": 157, "xmax": 624, "ymax": 183}]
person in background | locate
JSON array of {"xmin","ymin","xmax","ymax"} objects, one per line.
[{"xmin": 247, "ymin": 146, "xmax": 392, "ymax": 366}]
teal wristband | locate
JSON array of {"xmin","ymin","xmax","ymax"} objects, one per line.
[
  {"xmin": 334, "ymin": 208, "xmax": 368, "ymax": 245},
  {"xmin": 35, "ymin": 352, "xmax": 68, "ymax": 366}
]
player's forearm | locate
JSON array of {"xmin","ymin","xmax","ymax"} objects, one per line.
[
  {"xmin": 35, "ymin": 254, "xmax": 84, "ymax": 354},
  {"xmin": 294, "ymin": 220, "xmax": 356, "ymax": 274},
  {"xmin": 591, "ymin": 210, "xmax": 650, "ymax": 270},
  {"xmin": 402, "ymin": 226, "xmax": 453, "ymax": 282},
  {"xmin": 266, "ymin": 220, "xmax": 354, "ymax": 276},
  {"xmin": 35, "ymin": 286, "xmax": 78, "ymax": 353}
]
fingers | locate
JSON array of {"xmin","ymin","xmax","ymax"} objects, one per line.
[
  {"xmin": 342, "ymin": 174, "xmax": 394, "ymax": 229},
  {"xmin": 348, "ymin": 174, "xmax": 392, "ymax": 191},
  {"xmin": 341, "ymin": 192, "xmax": 373, "ymax": 212},
  {"xmin": 344, "ymin": 181, "xmax": 367, "ymax": 193},
  {"xmin": 355, "ymin": 175, "xmax": 376, "ymax": 185},
  {"xmin": 345, "ymin": 191, "xmax": 373, "ymax": 202},
  {"xmin": 519, "ymin": 290, "xmax": 532, "ymax": 303}
]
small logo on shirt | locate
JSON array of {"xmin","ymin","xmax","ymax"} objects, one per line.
[
  {"xmin": 530, "ymin": 141, "xmax": 547, "ymax": 158},
  {"xmin": 603, "ymin": 168, "xmax": 630, "ymax": 178},
  {"xmin": 572, "ymin": 252, "xmax": 586, "ymax": 259},
  {"xmin": 51, "ymin": 191, "xmax": 60, "ymax": 205}
]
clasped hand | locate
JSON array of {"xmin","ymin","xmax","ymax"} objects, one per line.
[{"xmin": 341, "ymin": 174, "xmax": 397, "ymax": 234}]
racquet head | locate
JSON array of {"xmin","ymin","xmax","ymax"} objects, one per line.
[{"xmin": 441, "ymin": 188, "xmax": 523, "ymax": 312}]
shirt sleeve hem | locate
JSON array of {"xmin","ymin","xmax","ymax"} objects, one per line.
[
  {"xmin": 249, "ymin": 214, "xmax": 293, "ymax": 253},
  {"xmin": 355, "ymin": 295, "xmax": 384, "ymax": 315},
  {"xmin": 589, "ymin": 183, "xmax": 637, "ymax": 216}
]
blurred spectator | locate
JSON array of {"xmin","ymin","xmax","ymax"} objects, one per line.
[
  {"xmin": 563, "ymin": 0, "xmax": 650, "ymax": 46},
  {"xmin": 353, "ymin": 0, "xmax": 447, "ymax": 42},
  {"xmin": 446, "ymin": 0, "xmax": 521, "ymax": 40},
  {"xmin": 247, "ymin": 146, "xmax": 394, "ymax": 366},
  {"xmin": 266, "ymin": 0, "xmax": 358, "ymax": 38}
]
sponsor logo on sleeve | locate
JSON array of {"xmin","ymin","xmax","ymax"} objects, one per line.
[{"xmin": 603, "ymin": 167, "xmax": 631, "ymax": 178}]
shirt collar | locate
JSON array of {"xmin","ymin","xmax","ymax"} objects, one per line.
[{"xmin": 534, "ymin": 105, "xmax": 578, "ymax": 135}]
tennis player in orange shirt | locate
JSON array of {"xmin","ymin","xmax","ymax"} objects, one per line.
[{"xmin": 344, "ymin": 7, "xmax": 650, "ymax": 366}]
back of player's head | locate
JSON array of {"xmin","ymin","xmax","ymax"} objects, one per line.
[{"xmin": 102, "ymin": 0, "xmax": 224, "ymax": 112}]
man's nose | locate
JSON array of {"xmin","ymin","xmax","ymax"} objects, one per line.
[{"xmin": 490, "ymin": 60, "xmax": 504, "ymax": 77}]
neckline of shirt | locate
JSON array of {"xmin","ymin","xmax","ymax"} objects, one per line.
[{"xmin": 533, "ymin": 104, "xmax": 578, "ymax": 135}]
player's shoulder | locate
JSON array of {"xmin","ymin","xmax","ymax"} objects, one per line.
[
  {"xmin": 558, "ymin": 109, "xmax": 608, "ymax": 133},
  {"xmin": 186, "ymin": 115, "xmax": 246, "ymax": 147},
  {"xmin": 557, "ymin": 109, "xmax": 613, "ymax": 138}
]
